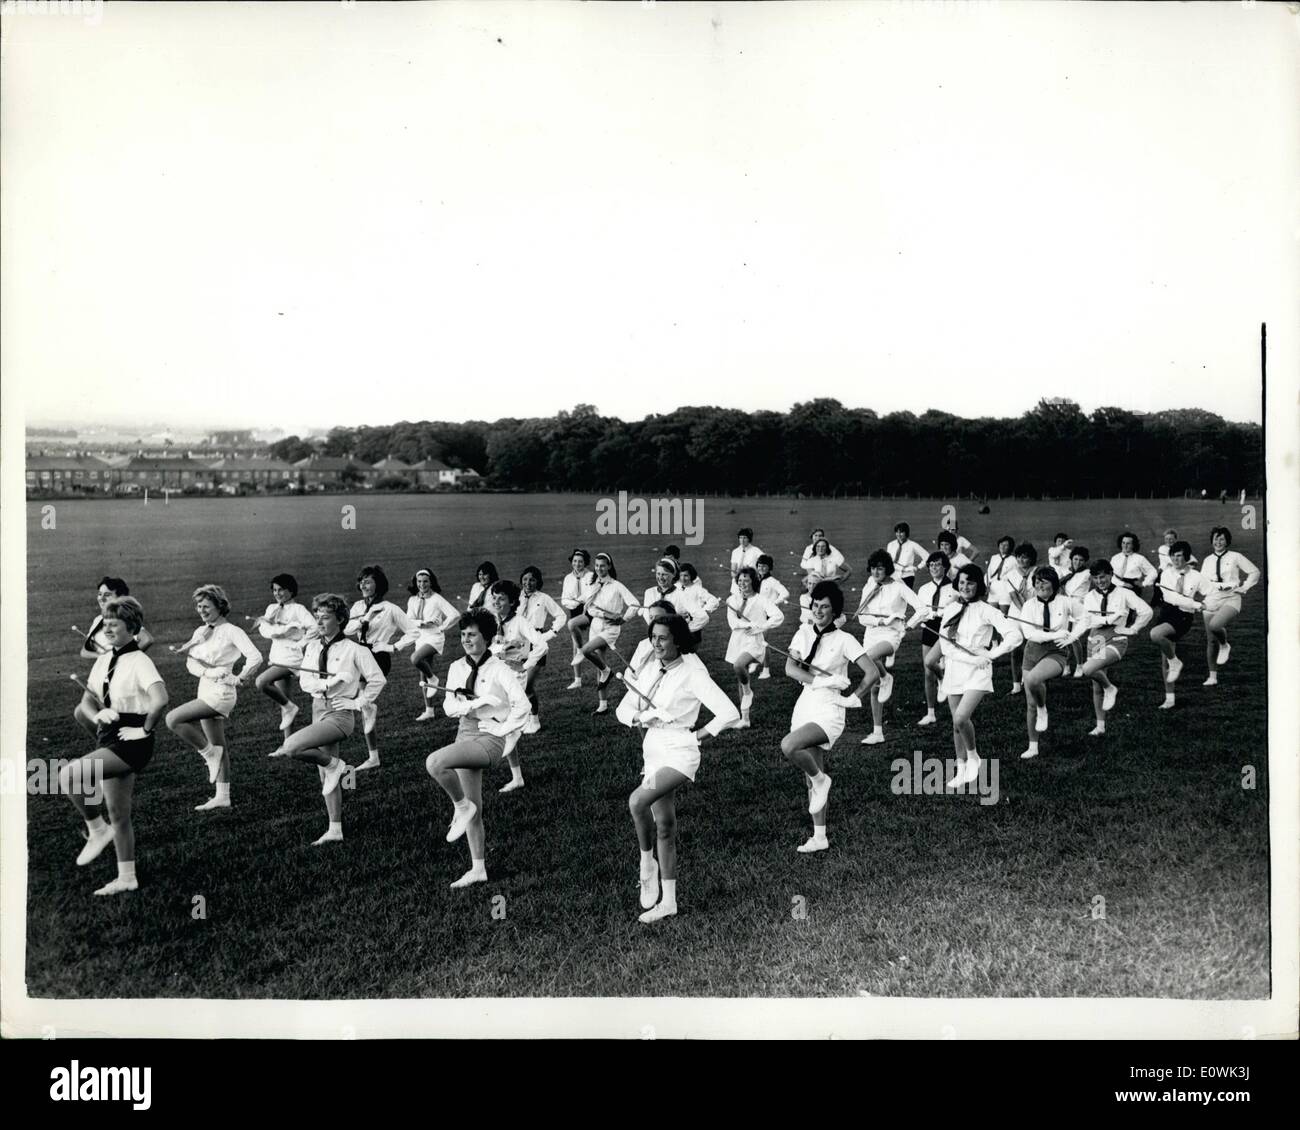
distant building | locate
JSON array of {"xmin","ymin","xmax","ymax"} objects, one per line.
[
  {"xmin": 409, "ymin": 458, "xmax": 480, "ymax": 489},
  {"xmin": 25, "ymin": 454, "xmax": 113, "ymax": 494},
  {"xmin": 293, "ymin": 454, "xmax": 376, "ymax": 489},
  {"xmin": 117, "ymin": 455, "xmax": 217, "ymax": 491},
  {"xmin": 371, "ymin": 455, "xmax": 415, "ymax": 483},
  {"xmin": 207, "ymin": 456, "xmax": 297, "ymax": 490}
]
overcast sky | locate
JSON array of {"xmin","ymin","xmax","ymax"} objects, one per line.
[{"xmin": 4, "ymin": 1, "xmax": 1296, "ymax": 433}]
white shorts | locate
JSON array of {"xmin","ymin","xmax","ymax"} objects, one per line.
[
  {"xmin": 790, "ymin": 688, "xmax": 845, "ymax": 750},
  {"xmin": 267, "ymin": 645, "xmax": 306, "ymax": 669},
  {"xmin": 725, "ymin": 630, "xmax": 765, "ymax": 665},
  {"xmin": 1202, "ymin": 591, "xmax": 1242, "ymax": 616},
  {"xmin": 640, "ymin": 728, "xmax": 701, "ymax": 788},
  {"xmin": 197, "ymin": 678, "xmax": 238, "ymax": 717},
  {"xmin": 938, "ymin": 654, "xmax": 993, "ymax": 698},
  {"xmin": 413, "ymin": 631, "xmax": 446, "ymax": 654},
  {"xmin": 591, "ymin": 619, "xmax": 623, "ymax": 649},
  {"xmin": 860, "ymin": 625, "xmax": 904, "ymax": 655}
]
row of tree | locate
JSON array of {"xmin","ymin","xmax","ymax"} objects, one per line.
[{"xmin": 269, "ymin": 399, "xmax": 1262, "ymax": 497}]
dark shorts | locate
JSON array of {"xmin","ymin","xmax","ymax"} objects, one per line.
[
  {"xmin": 920, "ymin": 618, "xmax": 941, "ymax": 648},
  {"xmin": 901, "ymin": 576, "xmax": 915, "ymax": 590},
  {"xmin": 96, "ymin": 712, "xmax": 155, "ymax": 772},
  {"xmin": 567, "ymin": 606, "xmax": 588, "ymax": 622},
  {"xmin": 372, "ymin": 651, "xmax": 393, "ymax": 676},
  {"xmin": 1156, "ymin": 605, "xmax": 1195, "ymax": 641},
  {"xmin": 1023, "ymin": 642, "xmax": 1070, "ymax": 674}
]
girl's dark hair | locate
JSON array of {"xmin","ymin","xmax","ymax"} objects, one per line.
[
  {"xmin": 954, "ymin": 563, "xmax": 987, "ymax": 600},
  {"xmin": 1054, "ymin": 532, "xmax": 1070, "ymax": 542},
  {"xmin": 1031, "ymin": 566, "xmax": 1061, "ymax": 597},
  {"xmin": 737, "ymin": 527, "xmax": 754, "ymax": 541},
  {"xmin": 996, "ymin": 535, "xmax": 1016, "ymax": 554},
  {"xmin": 1014, "ymin": 542, "xmax": 1038, "ymax": 565},
  {"xmin": 809, "ymin": 580, "xmax": 845, "ymax": 617},
  {"xmin": 680, "ymin": 563, "xmax": 699, "ymax": 583},
  {"xmin": 98, "ymin": 576, "xmax": 130, "ymax": 597},
  {"xmin": 867, "ymin": 548, "xmax": 895, "ymax": 575},
  {"xmin": 926, "ymin": 551, "xmax": 950, "ymax": 575},
  {"xmin": 475, "ymin": 561, "xmax": 500, "ymax": 585},
  {"xmin": 570, "ymin": 548, "xmax": 591, "ymax": 567},
  {"xmin": 1088, "ymin": 559, "xmax": 1114, "ymax": 577},
  {"xmin": 490, "ymin": 579, "xmax": 521, "ymax": 609},
  {"xmin": 1115, "ymin": 531, "xmax": 1140, "ymax": 551},
  {"xmin": 650, "ymin": 613, "xmax": 697, "ymax": 654},
  {"xmin": 462, "ymin": 608, "xmax": 499, "ymax": 641},
  {"xmin": 407, "ymin": 568, "xmax": 441, "ymax": 596},
  {"xmin": 645, "ymin": 599, "xmax": 677, "ymax": 630},
  {"xmin": 735, "ymin": 566, "xmax": 760, "ymax": 592},
  {"xmin": 663, "ymin": 545, "xmax": 681, "ymax": 560},
  {"xmin": 356, "ymin": 565, "xmax": 389, "ymax": 599},
  {"xmin": 520, "ymin": 565, "xmax": 544, "ymax": 589},
  {"xmin": 937, "ymin": 530, "xmax": 958, "ymax": 552},
  {"xmin": 1070, "ymin": 545, "xmax": 1091, "ymax": 563},
  {"xmin": 755, "ymin": 554, "xmax": 774, "ymax": 570},
  {"xmin": 893, "ymin": 522, "xmax": 911, "ymax": 537},
  {"xmin": 1170, "ymin": 540, "xmax": 1193, "ymax": 560},
  {"xmin": 271, "ymin": 573, "xmax": 299, "ymax": 597},
  {"xmin": 1209, "ymin": 526, "xmax": 1233, "ymax": 546}
]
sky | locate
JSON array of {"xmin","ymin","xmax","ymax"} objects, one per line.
[{"xmin": 3, "ymin": 1, "xmax": 1296, "ymax": 433}]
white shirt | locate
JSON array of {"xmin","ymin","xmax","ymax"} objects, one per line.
[
  {"xmin": 299, "ymin": 634, "xmax": 387, "ymax": 712},
  {"xmin": 731, "ymin": 544, "xmax": 764, "ymax": 574},
  {"xmin": 585, "ymin": 578, "xmax": 640, "ymax": 627},
  {"xmin": 84, "ymin": 615, "xmax": 112, "ymax": 655},
  {"xmin": 642, "ymin": 583, "xmax": 685, "ymax": 624},
  {"xmin": 1046, "ymin": 544, "xmax": 1072, "ymax": 572},
  {"xmin": 345, "ymin": 599, "xmax": 413, "ymax": 653},
  {"xmin": 798, "ymin": 593, "xmax": 847, "ymax": 629},
  {"xmin": 1201, "ymin": 550, "xmax": 1259, "ymax": 592},
  {"xmin": 441, "ymin": 653, "xmax": 531, "ymax": 738},
  {"xmin": 404, "ymin": 592, "xmax": 461, "ymax": 650},
  {"xmin": 88, "ymin": 647, "xmax": 164, "ymax": 715},
  {"xmin": 492, "ymin": 614, "xmax": 548, "ymax": 673},
  {"xmin": 759, "ymin": 575, "xmax": 790, "ymax": 606},
  {"xmin": 561, "ymin": 570, "xmax": 598, "ymax": 612},
  {"xmin": 183, "ymin": 621, "xmax": 262, "ymax": 680},
  {"xmin": 1158, "ymin": 566, "xmax": 1209, "ymax": 611},
  {"xmin": 985, "ymin": 552, "xmax": 1015, "ymax": 597},
  {"xmin": 726, "ymin": 592, "xmax": 784, "ymax": 637},
  {"xmin": 886, "ymin": 538, "xmax": 928, "ymax": 579},
  {"xmin": 675, "ymin": 581, "xmax": 722, "ymax": 631},
  {"xmin": 257, "ymin": 601, "xmax": 318, "ymax": 667},
  {"xmin": 519, "ymin": 590, "xmax": 566, "ymax": 634},
  {"xmin": 945, "ymin": 551, "xmax": 973, "ymax": 579},
  {"xmin": 937, "ymin": 600, "xmax": 1023, "ymax": 658},
  {"xmin": 1002, "ymin": 565, "xmax": 1039, "ymax": 609},
  {"xmin": 910, "ymin": 578, "xmax": 960, "ymax": 625},
  {"xmin": 1157, "ymin": 544, "xmax": 1198, "ymax": 569},
  {"xmin": 1110, "ymin": 551, "xmax": 1157, "ymax": 589},
  {"xmin": 614, "ymin": 653, "xmax": 740, "ymax": 736},
  {"xmin": 1017, "ymin": 595, "xmax": 1073, "ymax": 642},
  {"xmin": 800, "ymin": 543, "xmax": 846, "ymax": 573},
  {"xmin": 1060, "ymin": 568, "xmax": 1094, "ymax": 602},
  {"xmin": 853, "ymin": 577, "xmax": 923, "ymax": 629},
  {"xmin": 788, "ymin": 623, "xmax": 867, "ymax": 698},
  {"xmin": 1075, "ymin": 585, "xmax": 1154, "ymax": 638},
  {"xmin": 466, "ymin": 581, "xmax": 494, "ymax": 611}
]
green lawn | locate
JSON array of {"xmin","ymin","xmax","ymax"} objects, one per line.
[{"xmin": 23, "ymin": 494, "xmax": 1269, "ymax": 997}]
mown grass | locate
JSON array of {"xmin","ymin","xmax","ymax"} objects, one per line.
[{"xmin": 23, "ymin": 495, "xmax": 1268, "ymax": 998}]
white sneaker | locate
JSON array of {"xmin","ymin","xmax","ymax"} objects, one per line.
[
  {"xmin": 796, "ymin": 835, "xmax": 829, "ymax": 854},
  {"xmin": 1035, "ymin": 706, "xmax": 1048, "ymax": 733},
  {"xmin": 94, "ymin": 875, "xmax": 139, "ymax": 896},
  {"xmin": 945, "ymin": 763, "xmax": 967, "ymax": 789},
  {"xmin": 877, "ymin": 673, "xmax": 895, "ymax": 704},
  {"xmin": 312, "ymin": 827, "xmax": 343, "ymax": 846},
  {"xmin": 76, "ymin": 823, "xmax": 115, "ymax": 867},
  {"xmin": 1202, "ymin": 674, "xmax": 1218, "ymax": 687},
  {"xmin": 321, "ymin": 758, "xmax": 349, "ymax": 795},
  {"xmin": 861, "ymin": 730, "xmax": 885, "ymax": 745},
  {"xmin": 1020, "ymin": 745, "xmax": 1039, "ymax": 760},
  {"xmin": 450, "ymin": 866, "xmax": 488, "ymax": 889},
  {"xmin": 639, "ymin": 858, "xmax": 660, "ymax": 909},
  {"xmin": 1102, "ymin": 684, "xmax": 1118, "ymax": 712},
  {"xmin": 200, "ymin": 745, "xmax": 224, "ymax": 784},
  {"xmin": 499, "ymin": 777, "xmax": 524, "ymax": 794},
  {"xmin": 961, "ymin": 755, "xmax": 982, "ymax": 785},
  {"xmin": 1073, "ymin": 667, "xmax": 1085, "ymax": 679},
  {"xmin": 638, "ymin": 901, "xmax": 677, "ymax": 924},
  {"xmin": 566, "ymin": 676, "xmax": 582, "ymax": 690},
  {"xmin": 523, "ymin": 713, "xmax": 541, "ymax": 735},
  {"xmin": 593, "ymin": 701, "xmax": 609, "ymax": 715},
  {"xmin": 354, "ymin": 754, "xmax": 381, "ymax": 772},
  {"xmin": 917, "ymin": 712, "xmax": 936, "ymax": 726},
  {"xmin": 808, "ymin": 773, "xmax": 832, "ymax": 815},
  {"xmin": 732, "ymin": 714, "xmax": 751, "ymax": 730},
  {"xmin": 446, "ymin": 801, "xmax": 478, "ymax": 843},
  {"xmin": 1088, "ymin": 724, "xmax": 1105, "ymax": 737},
  {"xmin": 194, "ymin": 794, "xmax": 230, "ymax": 812},
  {"xmin": 1166, "ymin": 656, "xmax": 1183, "ymax": 684},
  {"xmin": 1159, "ymin": 696, "xmax": 1175, "ymax": 710},
  {"xmin": 279, "ymin": 702, "xmax": 299, "ymax": 732},
  {"xmin": 758, "ymin": 668, "xmax": 771, "ymax": 680},
  {"xmin": 1216, "ymin": 643, "xmax": 1231, "ymax": 666},
  {"xmin": 416, "ymin": 707, "xmax": 439, "ymax": 722}
]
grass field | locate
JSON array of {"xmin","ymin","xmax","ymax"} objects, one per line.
[{"xmin": 22, "ymin": 494, "xmax": 1269, "ymax": 999}]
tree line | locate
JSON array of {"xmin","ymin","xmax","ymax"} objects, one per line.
[{"xmin": 268, "ymin": 398, "xmax": 1262, "ymax": 497}]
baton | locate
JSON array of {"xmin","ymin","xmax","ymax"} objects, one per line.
[
  {"xmin": 71, "ymin": 625, "xmax": 107, "ymax": 652},
  {"xmin": 69, "ymin": 673, "xmax": 105, "ymax": 709},
  {"xmin": 763, "ymin": 641, "xmax": 835, "ymax": 678}
]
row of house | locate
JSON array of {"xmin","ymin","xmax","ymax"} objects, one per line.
[{"xmin": 24, "ymin": 453, "xmax": 481, "ymax": 495}]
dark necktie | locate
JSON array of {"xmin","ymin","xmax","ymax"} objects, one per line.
[
  {"xmin": 1176, "ymin": 574, "xmax": 1185, "ymax": 596},
  {"xmin": 892, "ymin": 543, "xmax": 902, "ymax": 565},
  {"xmin": 1042, "ymin": 600, "xmax": 1051, "ymax": 630},
  {"xmin": 931, "ymin": 582, "xmax": 945, "ymax": 613},
  {"xmin": 946, "ymin": 600, "xmax": 970, "ymax": 640},
  {"xmin": 1100, "ymin": 590, "xmax": 1110, "ymax": 617},
  {"xmin": 102, "ymin": 640, "xmax": 139, "ymax": 706},
  {"xmin": 806, "ymin": 624, "xmax": 832, "ymax": 664},
  {"xmin": 359, "ymin": 599, "xmax": 375, "ymax": 645},
  {"xmin": 465, "ymin": 651, "xmax": 491, "ymax": 696},
  {"xmin": 1215, "ymin": 554, "xmax": 1223, "ymax": 582},
  {"xmin": 318, "ymin": 633, "xmax": 339, "ymax": 677},
  {"xmin": 994, "ymin": 557, "xmax": 1005, "ymax": 580}
]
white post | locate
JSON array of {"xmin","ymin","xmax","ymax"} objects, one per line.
[{"xmin": 144, "ymin": 488, "xmax": 148, "ymax": 505}]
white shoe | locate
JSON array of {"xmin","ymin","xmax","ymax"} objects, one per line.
[
  {"xmin": 1166, "ymin": 656, "xmax": 1183, "ymax": 684},
  {"xmin": 1088, "ymin": 724, "xmax": 1105, "ymax": 737},
  {"xmin": 312, "ymin": 827, "xmax": 343, "ymax": 846},
  {"xmin": 523, "ymin": 713, "xmax": 541, "ymax": 735},
  {"xmin": 917, "ymin": 712, "xmax": 936, "ymax": 726},
  {"xmin": 450, "ymin": 867, "xmax": 488, "ymax": 889},
  {"xmin": 1035, "ymin": 706, "xmax": 1048, "ymax": 733},
  {"xmin": 638, "ymin": 901, "xmax": 677, "ymax": 924},
  {"xmin": 1008, "ymin": 682, "xmax": 1022, "ymax": 696},
  {"xmin": 76, "ymin": 823, "xmax": 115, "ymax": 867},
  {"xmin": 416, "ymin": 707, "xmax": 439, "ymax": 722},
  {"xmin": 1073, "ymin": 667, "xmax": 1085, "ymax": 679},
  {"xmin": 593, "ymin": 701, "xmax": 609, "ymax": 715},
  {"xmin": 1102, "ymin": 684, "xmax": 1118, "ymax": 712},
  {"xmin": 808, "ymin": 773, "xmax": 832, "ymax": 815},
  {"xmin": 321, "ymin": 758, "xmax": 349, "ymax": 795},
  {"xmin": 961, "ymin": 755, "xmax": 982, "ymax": 785},
  {"xmin": 1020, "ymin": 745, "xmax": 1039, "ymax": 760},
  {"xmin": 446, "ymin": 801, "xmax": 478, "ymax": 843},
  {"xmin": 877, "ymin": 673, "xmax": 894, "ymax": 704},
  {"xmin": 194, "ymin": 794, "xmax": 230, "ymax": 812},
  {"xmin": 499, "ymin": 777, "xmax": 524, "ymax": 794},
  {"xmin": 1202, "ymin": 674, "xmax": 1218, "ymax": 687},
  {"xmin": 566, "ymin": 676, "xmax": 582, "ymax": 690},
  {"xmin": 796, "ymin": 835, "xmax": 829, "ymax": 854},
  {"xmin": 639, "ymin": 858, "xmax": 660, "ymax": 910},
  {"xmin": 732, "ymin": 714, "xmax": 751, "ymax": 730},
  {"xmin": 746, "ymin": 661, "xmax": 761, "ymax": 676},
  {"xmin": 94, "ymin": 875, "xmax": 138, "ymax": 896},
  {"xmin": 354, "ymin": 754, "xmax": 381, "ymax": 771},
  {"xmin": 570, "ymin": 653, "xmax": 585, "ymax": 668},
  {"xmin": 1216, "ymin": 643, "xmax": 1231, "ymax": 666},
  {"xmin": 861, "ymin": 730, "xmax": 885, "ymax": 745},
  {"xmin": 945, "ymin": 764, "xmax": 967, "ymax": 789},
  {"xmin": 200, "ymin": 745, "xmax": 224, "ymax": 784},
  {"xmin": 423, "ymin": 674, "xmax": 441, "ymax": 693},
  {"xmin": 1159, "ymin": 696, "xmax": 1175, "ymax": 710},
  {"xmin": 758, "ymin": 668, "xmax": 771, "ymax": 680},
  {"xmin": 279, "ymin": 702, "xmax": 299, "ymax": 732}
]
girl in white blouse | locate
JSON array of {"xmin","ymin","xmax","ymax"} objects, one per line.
[
  {"xmin": 984, "ymin": 536, "xmax": 1018, "ymax": 612},
  {"xmin": 1110, "ymin": 532, "xmax": 1158, "ymax": 599},
  {"xmin": 725, "ymin": 567, "xmax": 785, "ymax": 728},
  {"xmin": 1156, "ymin": 528, "xmax": 1197, "ymax": 570},
  {"xmin": 1058, "ymin": 545, "xmax": 1094, "ymax": 677},
  {"xmin": 1200, "ymin": 526, "xmax": 1261, "ymax": 687},
  {"xmin": 853, "ymin": 549, "xmax": 923, "ymax": 745},
  {"xmin": 1000, "ymin": 543, "xmax": 1040, "ymax": 695},
  {"xmin": 932, "ymin": 565, "xmax": 1023, "ymax": 788},
  {"xmin": 64, "ymin": 595, "xmax": 168, "ymax": 896},
  {"xmin": 345, "ymin": 565, "xmax": 414, "ymax": 770},
  {"xmin": 165, "ymin": 584, "xmax": 263, "ymax": 812},
  {"xmin": 251, "ymin": 573, "xmax": 317, "ymax": 734},
  {"xmin": 641, "ymin": 557, "xmax": 685, "ymax": 625},
  {"xmin": 905, "ymin": 552, "xmax": 958, "ymax": 727},
  {"xmin": 619, "ymin": 613, "xmax": 739, "ymax": 922},
  {"xmin": 780, "ymin": 581, "xmax": 875, "ymax": 855},
  {"xmin": 937, "ymin": 530, "xmax": 972, "ymax": 578},
  {"xmin": 1150, "ymin": 540, "xmax": 1207, "ymax": 709},
  {"xmin": 489, "ymin": 580, "xmax": 552, "ymax": 794},
  {"xmin": 1072, "ymin": 560, "xmax": 1154, "ymax": 736},
  {"xmin": 466, "ymin": 561, "xmax": 500, "ymax": 613},
  {"xmin": 561, "ymin": 550, "xmax": 598, "ymax": 689},
  {"xmin": 729, "ymin": 527, "xmax": 764, "ymax": 595},
  {"xmin": 755, "ymin": 554, "xmax": 791, "ymax": 680},
  {"xmin": 269, "ymin": 593, "xmax": 387, "ymax": 845},
  {"xmin": 402, "ymin": 568, "xmax": 461, "ymax": 723},
  {"xmin": 1012, "ymin": 568, "xmax": 1075, "ymax": 760},
  {"xmin": 886, "ymin": 522, "xmax": 929, "ymax": 589},
  {"xmin": 518, "ymin": 565, "xmax": 567, "ymax": 731},
  {"xmin": 801, "ymin": 536, "xmax": 851, "ymax": 583},
  {"xmin": 75, "ymin": 576, "xmax": 155, "ymax": 740},
  {"xmin": 576, "ymin": 552, "xmax": 641, "ymax": 715},
  {"xmin": 675, "ymin": 563, "xmax": 722, "ymax": 644}
]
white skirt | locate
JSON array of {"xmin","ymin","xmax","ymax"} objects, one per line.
[
  {"xmin": 860, "ymin": 624, "xmax": 904, "ymax": 654},
  {"xmin": 640, "ymin": 728, "xmax": 701, "ymax": 788},
  {"xmin": 725, "ymin": 629, "xmax": 766, "ymax": 665},
  {"xmin": 790, "ymin": 688, "xmax": 845, "ymax": 750},
  {"xmin": 413, "ymin": 630, "xmax": 446, "ymax": 653},
  {"xmin": 591, "ymin": 618, "xmax": 623, "ymax": 649},
  {"xmin": 197, "ymin": 678, "xmax": 238, "ymax": 717},
  {"xmin": 938, "ymin": 653, "xmax": 993, "ymax": 698},
  {"xmin": 1202, "ymin": 589, "xmax": 1242, "ymax": 615}
]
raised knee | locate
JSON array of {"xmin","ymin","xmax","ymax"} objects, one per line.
[
  {"xmin": 424, "ymin": 751, "xmax": 441, "ymax": 777},
  {"xmin": 164, "ymin": 708, "xmax": 183, "ymax": 731},
  {"xmin": 780, "ymin": 735, "xmax": 800, "ymax": 759}
]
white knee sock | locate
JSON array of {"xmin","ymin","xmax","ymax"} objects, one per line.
[
  {"xmin": 118, "ymin": 860, "xmax": 136, "ymax": 881},
  {"xmin": 216, "ymin": 782, "xmax": 231, "ymax": 801},
  {"xmin": 660, "ymin": 878, "xmax": 677, "ymax": 909}
]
